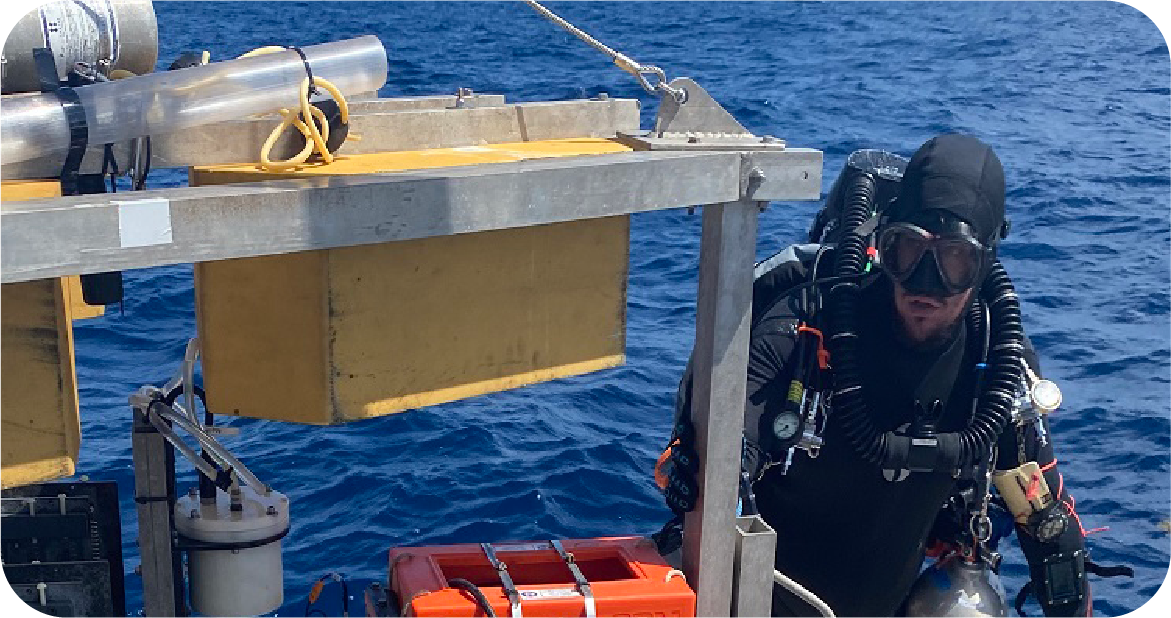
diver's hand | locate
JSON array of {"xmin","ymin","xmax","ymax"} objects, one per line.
[{"xmin": 658, "ymin": 440, "xmax": 700, "ymax": 515}]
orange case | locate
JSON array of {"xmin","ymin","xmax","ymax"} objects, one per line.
[{"xmin": 388, "ymin": 537, "xmax": 695, "ymax": 617}]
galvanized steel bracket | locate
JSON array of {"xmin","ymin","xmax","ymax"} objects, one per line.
[
  {"xmin": 616, "ymin": 76, "xmax": 787, "ymax": 153},
  {"xmin": 616, "ymin": 77, "xmax": 786, "ymax": 155}
]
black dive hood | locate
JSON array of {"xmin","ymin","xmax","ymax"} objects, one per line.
[{"xmin": 819, "ymin": 144, "xmax": 1025, "ymax": 477}]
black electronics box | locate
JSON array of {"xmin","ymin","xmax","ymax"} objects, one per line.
[{"xmin": 2, "ymin": 481, "xmax": 125, "ymax": 616}]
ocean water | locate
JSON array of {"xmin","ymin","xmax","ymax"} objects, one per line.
[{"xmin": 51, "ymin": 1, "xmax": 1170, "ymax": 616}]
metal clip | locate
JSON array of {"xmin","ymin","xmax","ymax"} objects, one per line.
[
  {"xmin": 481, "ymin": 543, "xmax": 523, "ymax": 617},
  {"xmin": 551, "ymin": 540, "xmax": 596, "ymax": 617}
]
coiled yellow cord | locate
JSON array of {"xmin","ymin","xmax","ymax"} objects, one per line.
[
  {"xmin": 117, "ymin": 47, "xmax": 356, "ymax": 171},
  {"xmin": 236, "ymin": 47, "xmax": 358, "ymax": 171}
]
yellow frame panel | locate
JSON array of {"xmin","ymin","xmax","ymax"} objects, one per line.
[
  {"xmin": 1, "ymin": 279, "xmax": 82, "ymax": 488},
  {"xmin": 193, "ymin": 139, "xmax": 632, "ymax": 424}
]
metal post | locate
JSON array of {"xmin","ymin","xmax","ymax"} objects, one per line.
[
  {"xmin": 733, "ymin": 515, "xmax": 778, "ymax": 616},
  {"xmin": 683, "ymin": 199, "xmax": 759, "ymax": 616},
  {"xmin": 132, "ymin": 404, "xmax": 182, "ymax": 616}
]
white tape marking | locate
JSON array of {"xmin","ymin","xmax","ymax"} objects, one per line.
[{"xmin": 117, "ymin": 198, "xmax": 173, "ymax": 248}]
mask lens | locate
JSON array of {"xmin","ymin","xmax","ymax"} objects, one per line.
[
  {"xmin": 880, "ymin": 227, "xmax": 930, "ymax": 278},
  {"xmin": 879, "ymin": 224, "xmax": 986, "ymax": 293},
  {"xmin": 935, "ymin": 239, "xmax": 982, "ymax": 289}
]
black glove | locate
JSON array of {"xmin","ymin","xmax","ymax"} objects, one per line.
[{"xmin": 663, "ymin": 441, "xmax": 700, "ymax": 515}]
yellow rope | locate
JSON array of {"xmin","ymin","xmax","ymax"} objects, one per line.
[
  {"xmin": 238, "ymin": 46, "xmax": 357, "ymax": 171},
  {"xmin": 117, "ymin": 47, "xmax": 356, "ymax": 171}
]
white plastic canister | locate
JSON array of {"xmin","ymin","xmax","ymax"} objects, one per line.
[{"xmin": 174, "ymin": 485, "xmax": 290, "ymax": 616}]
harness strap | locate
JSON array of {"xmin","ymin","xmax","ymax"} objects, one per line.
[
  {"xmin": 1014, "ymin": 581, "xmax": 1032, "ymax": 616},
  {"xmin": 1085, "ymin": 560, "xmax": 1134, "ymax": 578},
  {"xmin": 481, "ymin": 543, "xmax": 522, "ymax": 617},
  {"xmin": 551, "ymin": 540, "xmax": 596, "ymax": 618}
]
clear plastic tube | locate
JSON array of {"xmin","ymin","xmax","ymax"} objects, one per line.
[
  {"xmin": 1, "ymin": 35, "xmax": 387, "ymax": 164},
  {"xmin": 183, "ymin": 338, "xmax": 200, "ymax": 427},
  {"xmin": 159, "ymin": 404, "xmax": 269, "ymax": 495}
]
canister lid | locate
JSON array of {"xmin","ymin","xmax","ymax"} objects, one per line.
[{"xmin": 174, "ymin": 484, "xmax": 289, "ymax": 544}]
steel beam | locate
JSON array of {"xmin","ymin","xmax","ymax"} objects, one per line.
[
  {"xmin": 2, "ymin": 149, "xmax": 822, "ymax": 283},
  {"xmin": 0, "ymin": 97, "xmax": 638, "ymax": 180},
  {"xmin": 742, "ymin": 150, "xmax": 823, "ymax": 202},
  {"xmin": 684, "ymin": 199, "xmax": 759, "ymax": 616},
  {"xmin": 131, "ymin": 406, "xmax": 181, "ymax": 617}
]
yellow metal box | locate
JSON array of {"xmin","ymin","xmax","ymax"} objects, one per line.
[{"xmin": 192, "ymin": 140, "xmax": 631, "ymax": 424}]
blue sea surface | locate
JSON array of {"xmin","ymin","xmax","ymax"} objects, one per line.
[{"xmin": 57, "ymin": 2, "xmax": 1170, "ymax": 616}]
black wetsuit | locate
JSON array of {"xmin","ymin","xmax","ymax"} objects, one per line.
[{"xmin": 677, "ymin": 247, "xmax": 1088, "ymax": 617}]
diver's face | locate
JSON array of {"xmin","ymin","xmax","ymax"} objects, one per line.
[{"xmin": 892, "ymin": 281, "xmax": 972, "ymax": 346}]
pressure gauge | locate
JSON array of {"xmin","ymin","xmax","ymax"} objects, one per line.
[
  {"xmin": 1034, "ymin": 507, "xmax": 1069, "ymax": 543},
  {"xmin": 771, "ymin": 410, "xmax": 803, "ymax": 444},
  {"xmin": 1030, "ymin": 379, "xmax": 1063, "ymax": 414}
]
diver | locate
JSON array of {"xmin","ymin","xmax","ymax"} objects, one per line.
[{"xmin": 657, "ymin": 135, "xmax": 1130, "ymax": 616}]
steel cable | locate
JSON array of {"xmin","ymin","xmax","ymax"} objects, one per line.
[{"xmin": 521, "ymin": 0, "xmax": 687, "ymax": 102}]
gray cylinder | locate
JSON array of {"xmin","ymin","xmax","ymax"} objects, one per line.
[
  {"xmin": 905, "ymin": 556, "xmax": 1009, "ymax": 617},
  {"xmin": 2, "ymin": 0, "xmax": 158, "ymax": 94}
]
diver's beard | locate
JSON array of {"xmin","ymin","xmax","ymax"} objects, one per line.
[{"xmin": 895, "ymin": 311, "xmax": 965, "ymax": 351}]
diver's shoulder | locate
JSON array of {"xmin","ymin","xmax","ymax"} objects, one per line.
[{"xmin": 752, "ymin": 243, "xmax": 831, "ymax": 324}]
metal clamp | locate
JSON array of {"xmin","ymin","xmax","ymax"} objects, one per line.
[
  {"xmin": 481, "ymin": 543, "xmax": 523, "ymax": 617},
  {"xmin": 616, "ymin": 59, "xmax": 686, "ymax": 104},
  {"xmin": 551, "ymin": 540, "xmax": 596, "ymax": 618}
]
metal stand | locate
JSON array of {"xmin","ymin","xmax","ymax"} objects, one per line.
[
  {"xmin": 131, "ymin": 403, "xmax": 187, "ymax": 617},
  {"xmin": 683, "ymin": 199, "xmax": 760, "ymax": 616},
  {"xmin": 3, "ymin": 91, "xmax": 823, "ymax": 618}
]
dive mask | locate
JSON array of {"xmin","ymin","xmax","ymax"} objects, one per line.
[{"xmin": 877, "ymin": 220, "xmax": 989, "ymax": 296}]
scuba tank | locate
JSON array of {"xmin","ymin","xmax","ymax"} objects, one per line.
[
  {"xmin": 905, "ymin": 555, "xmax": 1009, "ymax": 617},
  {"xmin": 2, "ymin": 0, "xmax": 159, "ymax": 94}
]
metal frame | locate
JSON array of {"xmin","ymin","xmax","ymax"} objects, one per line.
[
  {"xmin": 130, "ymin": 405, "xmax": 186, "ymax": 617},
  {"xmin": 1, "ymin": 149, "xmax": 820, "ymax": 283},
  {"xmin": 733, "ymin": 515, "xmax": 778, "ymax": 616},
  {"xmin": 2, "ymin": 93, "xmax": 824, "ymax": 616},
  {"xmin": 684, "ymin": 200, "xmax": 761, "ymax": 615},
  {"xmin": 1, "ymin": 97, "xmax": 637, "ymax": 180}
]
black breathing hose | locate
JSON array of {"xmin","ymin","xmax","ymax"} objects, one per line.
[
  {"xmin": 825, "ymin": 172, "xmax": 1025, "ymax": 473},
  {"xmin": 831, "ymin": 172, "xmax": 878, "ymax": 279},
  {"xmin": 448, "ymin": 578, "xmax": 497, "ymax": 617},
  {"xmin": 826, "ymin": 171, "xmax": 886, "ymax": 463}
]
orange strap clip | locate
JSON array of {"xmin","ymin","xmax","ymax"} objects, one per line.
[
  {"xmin": 654, "ymin": 440, "xmax": 678, "ymax": 491},
  {"xmin": 797, "ymin": 325, "xmax": 831, "ymax": 370},
  {"xmin": 308, "ymin": 580, "xmax": 325, "ymax": 604},
  {"xmin": 925, "ymin": 540, "xmax": 956, "ymax": 559}
]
